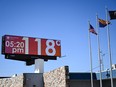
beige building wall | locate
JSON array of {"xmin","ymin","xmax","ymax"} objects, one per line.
[
  {"xmin": 0, "ymin": 74, "xmax": 24, "ymax": 87},
  {"xmin": 43, "ymin": 66, "xmax": 69, "ymax": 87}
]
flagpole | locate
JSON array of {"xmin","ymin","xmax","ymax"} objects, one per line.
[
  {"xmin": 105, "ymin": 7, "xmax": 114, "ymax": 87},
  {"xmin": 88, "ymin": 21, "xmax": 94, "ymax": 87},
  {"xmin": 96, "ymin": 14, "xmax": 102, "ymax": 87}
]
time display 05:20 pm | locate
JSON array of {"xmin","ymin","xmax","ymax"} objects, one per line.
[
  {"xmin": 5, "ymin": 41, "xmax": 25, "ymax": 53},
  {"xmin": 3, "ymin": 35, "xmax": 61, "ymax": 57}
]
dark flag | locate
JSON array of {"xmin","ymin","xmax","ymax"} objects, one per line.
[
  {"xmin": 98, "ymin": 18, "xmax": 110, "ymax": 28},
  {"xmin": 89, "ymin": 24, "xmax": 97, "ymax": 35},
  {"xmin": 109, "ymin": 11, "xmax": 116, "ymax": 20}
]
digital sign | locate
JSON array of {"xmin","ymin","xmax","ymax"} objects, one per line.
[{"xmin": 2, "ymin": 35, "xmax": 61, "ymax": 57}]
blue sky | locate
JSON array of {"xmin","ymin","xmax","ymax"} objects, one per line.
[{"xmin": 0, "ymin": 0, "xmax": 116, "ymax": 76}]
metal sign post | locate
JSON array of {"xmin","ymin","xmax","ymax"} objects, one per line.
[{"xmin": 34, "ymin": 59, "xmax": 44, "ymax": 73}]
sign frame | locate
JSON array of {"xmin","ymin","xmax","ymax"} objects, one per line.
[{"xmin": 1, "ymin": 35, "xmax": 61, "ymax": 65}]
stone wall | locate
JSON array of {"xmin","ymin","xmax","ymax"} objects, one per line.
[
  {"xmin": 0, "ymin": 74, "xmax": 24, "ymax": 87},
  {"xmin": 43, "ymin": 66, "xmax": 69, "ymax": 87},
  {"xmin": 0, "ymin": 66, "xmax": 69, "ymax": 87}
]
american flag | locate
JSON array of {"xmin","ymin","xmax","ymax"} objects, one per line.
[{"xmin": 89, "ymin": 24, "xmax": 97, "ymax": 35}]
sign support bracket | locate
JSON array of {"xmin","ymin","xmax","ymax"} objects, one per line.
[{"xmin": 34, "ymin": 59, "xmax": 44, "ymax": 73}]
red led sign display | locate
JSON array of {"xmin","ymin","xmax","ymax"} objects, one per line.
[{"xmin": 2, "ymin": 35, "xmax": 61, "ymax": 57}]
